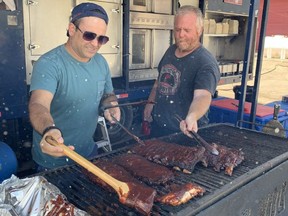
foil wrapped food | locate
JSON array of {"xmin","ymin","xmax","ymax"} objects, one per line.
[{"xmin": 0, "ymin": 175, "xmax": 89, "ymax": 216}]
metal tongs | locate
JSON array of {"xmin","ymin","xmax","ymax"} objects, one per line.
[
  {"xmin": 101, "ymin": 100, "xmax": 156, "ymax": 111},
  {"xmin": 174, "ymin": 114, "xmax": 219, "ymax": 155},
  {"xmin": 110, "ymin": 114, "xmax": 146, "ymax": 146}
]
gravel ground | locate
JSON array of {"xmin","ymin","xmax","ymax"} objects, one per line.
[{"xmin": 217, "ymin": 58, "xmax": 288, "ymax": 105}]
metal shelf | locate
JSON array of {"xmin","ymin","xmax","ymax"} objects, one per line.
[
  {"xmin": 204, "ymin": 33, "xmax": 238, "ymax": 37},
  {"xmin": 95, "ymin": 116, "xmax": 112, "ymax": 152}
]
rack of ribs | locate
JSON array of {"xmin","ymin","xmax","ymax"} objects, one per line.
[
  {"xmin": 112, "ymin": 153, "xmax": 175, "ymax": 185},
  {"xmin": 156, "ymin": 182, "xmax": 205, "ymax": 206},
  {"xmin": 203, "ymin": 143, "xmax": 244, "ymax": 176},
  {"xmin": 129, "ymin": 139, "xmax": 206, "ymax": 173},
  {"xmin": 84, "ymin": 159, "xmax": 156, "ymax": 215},
  {"xmin": 44, "ymin": 195, "xmax": 75, "ymax": 216}
]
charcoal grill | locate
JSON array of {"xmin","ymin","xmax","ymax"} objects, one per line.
[{"xmin": 39, "ymin": 124, "xmax": 288, "ymax": 215}]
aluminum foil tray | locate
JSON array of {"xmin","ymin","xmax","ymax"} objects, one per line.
[{"xmin": 0, "ymin": 175, "xmax": 89, "ymax": 216}]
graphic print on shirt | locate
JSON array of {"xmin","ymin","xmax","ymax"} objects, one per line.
[{"xmin": 158, "ymin": 64, "xmax": 181, "ymax": 95}]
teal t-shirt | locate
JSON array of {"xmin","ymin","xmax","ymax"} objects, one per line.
[{"xmin": 30, "ymin": 45, "xmax": 114, "ymax": 168}]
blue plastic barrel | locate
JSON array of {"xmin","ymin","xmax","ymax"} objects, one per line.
[{"xmin": 0, "ymin": 141, "xmax": 18, "ymax": 183}]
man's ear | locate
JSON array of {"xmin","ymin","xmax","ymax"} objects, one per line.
[
  {"xmin": 198, "ymin": 26, "xmax": 204, "ymax": 37},
  {"xmin": 67, "ymin": 23, "xmax": 76, "ymax": 37}
]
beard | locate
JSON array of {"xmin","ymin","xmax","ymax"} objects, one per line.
[
  {"xmin": 176, "ymin": 39, "xmax": 199, "ymax": 53},
  {"xmin": 176, "ymin": 40, "xmax": 191, "ymax": 52}
]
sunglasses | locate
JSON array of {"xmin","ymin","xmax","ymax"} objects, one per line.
[{"xmin": 75, "ymin": 25, "xmax": 109, "ymax": 45}]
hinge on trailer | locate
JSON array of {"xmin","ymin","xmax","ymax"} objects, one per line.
[
  {"xmin": 27, "ymin": 0, "xmax": 38, "ymax": 6},
  {"xmin": 205, "ymin": 0, "xmax": 208, "ymax": 10},
  {"xmin": 111, "ymin": 8, "xmax": 120, "ymax": 13},
  {"xmin": 28, "ymin": 44, "xmax": 40, "ymax": 50}
]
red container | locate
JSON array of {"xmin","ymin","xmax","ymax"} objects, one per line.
[{"xmin": 142, "ymin": 121, "xmax": 151, "ymax": 136}]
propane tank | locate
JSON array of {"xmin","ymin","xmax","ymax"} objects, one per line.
[{"xmin": 0, "ymin": 141, "xmax": 18, "ymax": 183}]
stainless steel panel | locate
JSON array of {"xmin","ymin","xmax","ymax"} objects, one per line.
[
  {"xmin": 152, "ymin": 29, "xmax": 170, "ymax": 68},
  {"xmin": 151, "ymin": 0, "xmax": 172, "ymax": 14},
  {"xmin": 129, "ymin": 68, "xmax": 158, "ymax": 82},
  {"xmin": 129, "ymin": 0, "xmax": 151, "ymax": 12},
  {"xmin": 178, "ymin": 0, "xmax": 199, "ymax": 7},
  {"xmin": 129, "ymin": 29, "xmax": 151, "ymax": 69},
  {"xmin": 25, "ymin": 0, "xmax": 73, "ymax": 56},
  {"xmin": 23, "ymin": 0, "xmax": 74, "ymax": 84},
  {"xmin": 130, "ymin": 12, "xmax": 174, "ymax": 29},
  {"xmin": 102, "ymin": 53, "xmax": 122, "ymax": 77}
]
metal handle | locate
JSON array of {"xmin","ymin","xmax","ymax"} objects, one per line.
[
  {"xmin": 273, "ymin": 104, "xmax": 280, "ymax": 120},
  {"xmin": 112, "ymin": 45, "xmax": 120, "ymax": 49},
  {"xmin": 112, "ymin": 8, "xmax": 120, "ymax": 13},
  {"xmin": 28, "ymin": 44, "xmax": 40, "ymax": 50},
  {"xmin": 27, "ymin": 0, "xmax": 38, "ymax": 5},
  {"xmin": 111, "ymin": 115, "xmax": 145, "ymax": 146},
  {"xmin": 174, "ymin": 114, "xmax": 219, "ymax": 155},
  {"xmin": 101, "ymin": 100, "xmax": 155, "ymax": 112}
]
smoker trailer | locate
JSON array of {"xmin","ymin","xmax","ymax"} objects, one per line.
[{"xmin": 39, "ymin": 124, "xmax": 288, "ymax": 216}]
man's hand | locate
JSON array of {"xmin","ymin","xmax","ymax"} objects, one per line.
[
  {"xmin": 100, "ymin": 93, "xmax": 120, "ymax": 123},
  {"xmin": 179, "ymin": 117, "xmax": 198, "ymax": 137},
  {"xmin": 40, "ymin": 129, "xmax": 74, "ymax": 157},
  {"xmin": 104, "ymin": 106, "xmax": 121, "ymax": 123},
  {"xmin": 185, "ymin": 113, "xmax": 199, "ymax": 132}
]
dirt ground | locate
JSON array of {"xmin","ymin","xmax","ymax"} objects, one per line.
[{"xmin": 217, "ymin": 58, "xmax": 288, "ymax": 105}]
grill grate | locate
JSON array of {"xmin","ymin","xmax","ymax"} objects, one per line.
[{"xmin": 40, "ymin": 124, "xmax": 288, "ymax": 215}]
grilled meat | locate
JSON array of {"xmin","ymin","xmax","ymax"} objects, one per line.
[
  {"xmin": 124, "ymin": 182, "xmax": 157, "ymax": 216},
  {"xmin": 84, "ymin": 159, "xmax": 156, "ymax": 215},
  {"xmin": 44, "ymin": 194, "xmax": 75, "ymax": 216},
  {"xmin": 156, "ymin": 183, "xmax": 205, "ymax": 206},
  {"xmin": 84, "ymin": 159, "xmax": 137, "ymax": 189},
  {"xmin": 203, "ymin": 143, "xmax": 244, "ymax": 176},
  {"xmin": 130, "ymin": 139, "xmax": 206, "ymax": 172},
  {"xmin": 112, "ymin": 153, "xmax": 175, "ymax": 185}
]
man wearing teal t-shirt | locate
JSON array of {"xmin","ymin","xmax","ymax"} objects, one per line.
[{"xmin": 29, "ymin": 3, "xmax": 120, "ymax": 170}]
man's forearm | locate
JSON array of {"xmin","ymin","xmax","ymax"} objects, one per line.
[
  {"xmin": 186, "ymin": 93, "xmax": 212, "ymax": 120},
  {"xmin": 148, "ymin": 81, "xmax": 158, "ymax": 102},
  {"xmin": 29, "ymin": 103, "xmax": 55, "ymax": 135}
]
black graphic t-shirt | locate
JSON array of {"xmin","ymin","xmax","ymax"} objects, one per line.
[
  {"xmin": 153, "ymin": 44, "xmax": 220, "ymax": 132},
  {"xmin": 158, "ymin": 64, "xmax": 180, "ymax": 95}
]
